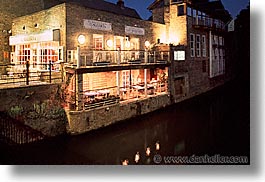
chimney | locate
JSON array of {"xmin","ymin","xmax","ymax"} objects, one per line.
[{"xmin": 117, "ymin": 0, "xmax": 125, "ymax": 8}]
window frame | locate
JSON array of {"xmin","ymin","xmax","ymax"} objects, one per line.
[
  {"xmin": 177, "ymin": 5, "xmax": 185, "ymax": 16},
  {"xmin": 202, "ymin": 35, "xmax": 206, "ymax": 57},
  {"xmin": 190, "ymin": 33, "xmax": 195, "ymax": 58},
  {"xmin": 93, "ymin": 34, "xmax": 104, "ymax": 50},
  {"xmin": 196, "ymin": 34, "xmax": 201, "ymax": 57}
]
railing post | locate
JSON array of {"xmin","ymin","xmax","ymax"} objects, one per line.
[
  {"xmin": 49, "ymin": 61, "xmax": 52, "ymax": 83},
  {"xmin": 26, "ymin": 60, "xmax": 30, "ymax": 85}
]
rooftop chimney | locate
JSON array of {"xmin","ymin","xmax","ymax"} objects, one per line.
[{"xmin": 117, "ymin": 0, "xmax": 125, "ymax": 8}]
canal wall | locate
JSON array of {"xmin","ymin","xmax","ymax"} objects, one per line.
[
  {"xmin": 66, "ymin": 94, "xmax": 171, "ymax": 134},
  {"xmin": 0, "ymin": 78, "xmax": 227, "ymax": 138},
  {"xmin": 0, "ymin": 84, "xmax": 67, "ymax": 137}
]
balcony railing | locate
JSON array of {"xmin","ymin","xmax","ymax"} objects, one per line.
[
  {"xmin": 66, "ymin": 80, "xmax": 168, "ymax": 111},
  {"xmin": 67, "ymin": 50, "xmax": 170, "ymax": 67},
  {"xmin": 0, "ymin": 62, "xmax": 63, "ymax": 87},
  {"xmin": 192, "ymin": 16, "xmax": 226, "ymax": 31}
]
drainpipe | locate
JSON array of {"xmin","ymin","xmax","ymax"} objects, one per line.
[
  {"xmin": 144, "ymin": 48, "xmax": 148, "ymax": 98},
  {"xmin": 209, "ymin": 31, "xmax": 213, "ymax": 78}
]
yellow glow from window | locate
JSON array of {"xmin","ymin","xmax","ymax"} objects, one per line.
[{"xmin": 168, "ymin": 34, "xmax": 179, "ymax": 45}]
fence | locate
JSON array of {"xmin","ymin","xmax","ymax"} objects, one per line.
[
  {"xmin": 0, "ymin": 113, "xmax": 45, "ymax": 145},
  {"xmin": 0, "ymin": 62, "xmax": 63, "ymax": 86},
  {"xmin": 68, "ymin": 50, "xmax": 170, "ymax": 67}
]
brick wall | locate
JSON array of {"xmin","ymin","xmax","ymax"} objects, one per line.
[{"xmin": 0, "ymin": 84, "xmax": 67, "ymax": 136}]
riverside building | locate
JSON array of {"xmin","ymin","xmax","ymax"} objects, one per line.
[{"xmin": 2, "ymin": 0, "xmax": 231, "ymax": 134}]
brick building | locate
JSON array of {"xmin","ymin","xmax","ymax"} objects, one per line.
[{"xmin": 2, "ymin": 0, "xmax": 231, "ymax": 133}]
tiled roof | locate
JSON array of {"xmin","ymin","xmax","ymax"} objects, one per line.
[{"xmin": 60, "ymin": 0, "xmax": 141, "ymax": 19}]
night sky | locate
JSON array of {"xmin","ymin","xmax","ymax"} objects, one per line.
[{"xmin": 105, "ymin": 0, "xmax": 250, "ymax": 19}]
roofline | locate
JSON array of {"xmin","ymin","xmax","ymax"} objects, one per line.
[{"xmin": 147, "ymin": 0, "xmax": 163, "ymax": 10}]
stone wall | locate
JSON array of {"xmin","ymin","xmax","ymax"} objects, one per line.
[
  {"xmin": 0, "ymin": 12, "xmax": 15, "ymax": 64},
  {"xmin": 65, "ymin": 3, "xmax": 166, "ymax": 50},
  {"xmin": 0, "ymin": 0, "xmax": 49, "ymax": 65},
  {"xmin": 67, "ymin": 94, "xmax": 171, "ymax": 134},
  {"xmin": 11, "ymin": 4, "xmax": 67, "ymax": 49},
  {"xmin": 0, "ymin": 84, "xmax": 67, "ymax": 136}
]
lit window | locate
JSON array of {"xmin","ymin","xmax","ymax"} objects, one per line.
[
  {"xmin": 174, "ymin": 50, "xmax": 185, "ymax": 61},
  {"xmin": 196, "ymin": 34, "xmax": 201, "ymax": 57},
  {"xmin": 93, "ymin": 34, "xmax": 103, "ymax": 50},
  {"xmin": 190, "ymin": 34, "xmax": 195, "ymax": 57}
]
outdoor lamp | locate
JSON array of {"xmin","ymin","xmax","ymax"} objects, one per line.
[
  {"xmin": 106, "ymin": 39, "xmax": 113, "ymax": 48},
  {"xmin": 144, "ymin": 41, "xmax": 151, "ymax": 48},
  {"xmin": 78, "ymin": 34, "xmax": 86, "ymax": 45}
]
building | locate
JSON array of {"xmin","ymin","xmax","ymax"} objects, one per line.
[{"xmin": 2, "ymin": 0, "xmax": 231, "ymax": 134}]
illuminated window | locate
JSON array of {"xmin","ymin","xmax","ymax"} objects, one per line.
[
  {"xmin": 17, "ymin": 44, "xmax": 30, "ymax": 65},
  {"xmin": 39, "ymin": 42, "xmax": 59, "ymax": 70},
  {"xmin": 93, "ymin": 34, "xmax": 103, "ymax": 50},
  {"xmin": 174, "ymin": 51, "xmax": 185, "ymax": 61},
  {"xmin": 202, "ymin": 35, "xmax": 206, "ymax": 57},
  {"xmin": 15, "ymin": 42, "xmax": 59, "ymax": 70},
  {"xmin": 122, "ymin": 70, "xmax": 133, "ymax": 88},
  {"xmin": 190, "ymin": 34, "xmax": 195, "ymax": 57},
  {"xmin": 196, "ymin": 34, "xmax": 201, "ymax": 57}
]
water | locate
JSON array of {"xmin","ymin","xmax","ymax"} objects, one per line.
[{"xmin": 0, "ymin": 79, "xmax": 250, "ymax": 165}]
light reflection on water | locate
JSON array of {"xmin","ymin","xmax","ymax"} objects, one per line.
[{"xmin": 0, "ymin": 80, "xmax": 249, "ymax": 165}]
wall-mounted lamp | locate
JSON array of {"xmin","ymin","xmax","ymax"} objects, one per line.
[
  {"xmin": 106, "ymin": 39, "xmax": 113, "ymax": 48},
  {"xmin": 77, "ymin": 34, "xmax": 86, "ymax": 45},
  {"xmin": 144, "ymin": 41, "xmax": 151, "ymax": 48}
]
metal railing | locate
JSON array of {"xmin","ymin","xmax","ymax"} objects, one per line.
[
  {"xmin": 192, "ymin": 16, "xmax": 226, "ymax": 30},
  {"xmin": 0, "ymin": 62, "xmax": 64, "ymax": 86},
  {"xmin": 0, "ymin": 113, "xmax": 45, "ymax": 144},
  {"xmin": 68, "ymin": 50, "xmax": 170, "ymax": 67},
  {"xmin": 66, "ymin": 81, "xmax": 168, "ymax": 111}
]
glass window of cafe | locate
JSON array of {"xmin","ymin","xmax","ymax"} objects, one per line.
[{"xmin": 13, "ymin": 41, "xmax": 61, "ymax": 70}]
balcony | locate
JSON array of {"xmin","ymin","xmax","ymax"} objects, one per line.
[
  {"xmin": 65, "ymin": 49, "xmax": 171, "ymax": 74},
  {"xmin": 192, "ymin": 16, "xmax": 226, "ymax": 32}
]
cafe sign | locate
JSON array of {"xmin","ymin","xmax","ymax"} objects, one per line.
[
  {"xmin": 84, "ymin": 19, "xmax": 112, "ymax": 31},
  {"xmin": 9, "ymin": 29, "xmax": 58, "ymax": 45},
  {"xmin": 125, "ymin": 26, "xmax": 145, "ymax": 35}
]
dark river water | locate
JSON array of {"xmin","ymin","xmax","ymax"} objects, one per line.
[{"xmin": 0, "ymin": 78, "xmax": 250, "ymax": 165}]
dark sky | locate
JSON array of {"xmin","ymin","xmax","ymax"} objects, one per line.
[{"xmin": 105, "ymin": 0, "xmax": 249, "ymax": 19}]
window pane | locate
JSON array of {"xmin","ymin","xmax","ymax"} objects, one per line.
[{"xmin": 178, "ymin": 5, "xmax": 185, "ymax": 16}]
